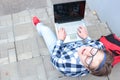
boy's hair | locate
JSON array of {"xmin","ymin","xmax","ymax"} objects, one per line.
[{"xmin": 90, "ymin": 50, "xmax": 113, "ymax": 76}]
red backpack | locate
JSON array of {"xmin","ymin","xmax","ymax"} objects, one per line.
[{"xmin": 99, "ymin": 34, "xmax": 120, "ymax": 66}]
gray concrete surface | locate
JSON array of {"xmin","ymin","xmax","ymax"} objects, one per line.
[
  {"xmin": 0, "ymin": 0, "xmax": 119, "ymax": 80},
  {"xmin": 0, "ymin": 0, "xmax": 47, "ymax": 16}
]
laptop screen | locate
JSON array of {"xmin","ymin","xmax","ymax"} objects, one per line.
[{"xmin": 53, "ymin": 1, "xmax": 86, "ymax": 23}]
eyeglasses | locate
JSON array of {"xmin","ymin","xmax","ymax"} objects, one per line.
[{"xmin": 85, "ymin": 48, "xmax": 99, "ymax": 68}]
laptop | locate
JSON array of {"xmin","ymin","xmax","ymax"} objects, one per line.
[{"xmin": 53, "ymin": 0, "xmax": 86, "ymax": 43}]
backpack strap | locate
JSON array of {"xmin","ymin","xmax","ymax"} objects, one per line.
[
  {"xmin": 100, "ymin": 36, "xmax": 120, "ymax": 55},
  {"xmin": 112, "ymin": 56, "xmax": 120, "ymax": 66},
  {"xmin": 105, "ymin": 34, "xmax": 120, "ymax": 46}
]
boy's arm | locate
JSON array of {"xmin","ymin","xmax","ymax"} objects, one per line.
[
  {"xmin": 77, "ymin": 26, "xmax": 104, "ymax": 49},
  {"xmin": 83, "ymin": 37, "xmax": 105, "ymax": 50}
]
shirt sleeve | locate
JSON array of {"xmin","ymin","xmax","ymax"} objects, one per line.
[
  {"xmin": 83, "ymin": 37, "xmax": 105, "ymax": 50},
  {"xmin": 52, "ymin": 40, "xmax": 64, "ymax": 56},
  {"xmin": 51, "ymin": 40, "xmax": 66, "ymax": 72}
]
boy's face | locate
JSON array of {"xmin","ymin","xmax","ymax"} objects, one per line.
[{"xmin": 78, "ymin": 46, "xmax": 104, "ymax": 70}]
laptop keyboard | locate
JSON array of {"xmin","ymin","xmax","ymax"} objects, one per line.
[
  {"xmin": 56, "ymin": 21, "xmax": 85, "ymax": 42},
  {"xmin": 58, "ymin": 22, "xmax": 79, "ymax": 34},
  {"xmin": 69, "ymin": 33, "xmax": 77, "ymax": 40}
]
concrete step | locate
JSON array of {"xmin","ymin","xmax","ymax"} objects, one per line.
[
  {"xmin": 0, "ymin": 57, "xmax": 47, "ymax": 80},
  {"xmin": 86, "ymin": 22, "xmax": 111, "ymax": 40}
]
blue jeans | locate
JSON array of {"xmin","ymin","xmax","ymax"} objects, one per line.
[{"xmin": 36, "ymin": 23, "xmax": 57, "ymax": 54}]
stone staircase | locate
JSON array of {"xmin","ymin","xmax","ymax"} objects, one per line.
[
  {"xmin": 0, "ymin": 1, "xmax": 120, "ymax": 80},
  {"xmin": 0, "ymin": 2, "xmax": 112, "ymax": 65}
]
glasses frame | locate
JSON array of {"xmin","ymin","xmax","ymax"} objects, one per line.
[{"xmin": 85, "ymin": 48, "xmax": 99, "ymax": 69}]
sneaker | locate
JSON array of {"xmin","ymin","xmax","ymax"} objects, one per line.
[{"xmin": 32, "ymin": 16, "xmax": 40, "ymax": 26}]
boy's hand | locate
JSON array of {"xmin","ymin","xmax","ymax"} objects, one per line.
[
  {"xmin": 57, "ymin": 28, "xmax": 66, "ymax": 40},
  {"xmin": 77, "ymin": 26, "xmax": 88, "ymax": 39}
]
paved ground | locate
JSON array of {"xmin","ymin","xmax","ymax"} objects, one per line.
[
  {"xmin": 0, "ymin": 0, "xmax": 47, "ymax": 16},
  {"xmin": 0, "ymin": 0, "xmax": 120, "ymax": 80}
]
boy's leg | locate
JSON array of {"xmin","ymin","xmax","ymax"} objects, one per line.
[{"xmin": 36, "ymin": 23, "xmax": 57, "ymax": 54}]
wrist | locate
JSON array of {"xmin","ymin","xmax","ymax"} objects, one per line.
[
  {"xmin": 83, "ymin": 37, "xmax": 91, "ymax": 43},
  {"xmin": 83, "ymin": 36, "xmax": 88, "ymax": 40}
]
